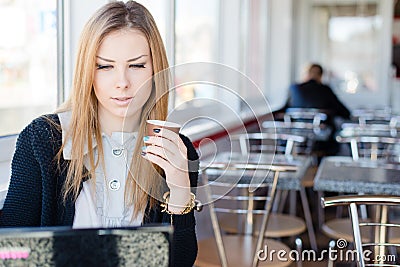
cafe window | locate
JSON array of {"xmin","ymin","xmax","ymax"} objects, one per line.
[
  {"xmin": 0, "ymin": 0, "xmax": 57, "ymax": 135},
  {"xmin": 308, "ymin": 1, "xmax": 392, "ymax": 109},
  {"xmin": 328, "ymin": 13, "xmax": 380, "ymax": 94},
  {"xmin": 174, "ymin": 0, "xmax": 220, "ymax": 108},
  {"xmin": 134, "ymin": 0, "xmax": 168, "ymax": 46}
]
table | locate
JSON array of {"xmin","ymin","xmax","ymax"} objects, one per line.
[
  {"xmin": 314, "ymin": 156, "xmax": 400, "ymax": 195},
  {"xmin": 200, "ymin": 152, "xmax": 317, "ymax": 251},
  {"xmin": 314, "ymin": 156, "xmax": 400, "ymax": 261},
  {"xmin": 314, "ymin": 156, "xmax": 400, "ymax": 229}
]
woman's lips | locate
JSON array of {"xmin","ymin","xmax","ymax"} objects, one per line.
[{"xmin": 111, "ymin": 97, "xmax": 133, "ymax": 106}]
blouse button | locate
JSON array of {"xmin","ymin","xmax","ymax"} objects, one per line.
[
  {"xmin": 109, "ymin": 179, "xmax": 121, "ymax": 191},
  {"xmin": 112, "ymin": 148, "xmax": 123, "ymax": 157}
]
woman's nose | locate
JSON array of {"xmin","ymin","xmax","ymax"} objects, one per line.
[{"xmin": 115, "ymin": 70, "xmax": 130, "ymax": 89}]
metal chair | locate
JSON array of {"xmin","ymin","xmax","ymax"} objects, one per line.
[
  {"xmin": 226, "ymin": 133, "xmax": 317, "ymax": 251},
  {"xmin": 321, "ymin": 135, "xmax": 400, "ymax": 254},
  {"xmin": 274, "ymin": 108, "xmax": 334, "ymax": 160},
  {"xmin": 321, "ymin": 195, "xmax": 400, "ymax": 267},
  {"xmin": 262, "ymin": 120, "xmax": 332, "ymax": 161},
  {"xmin": 195, "ymin": 163, "xmax": 296, "ymax": 267}
]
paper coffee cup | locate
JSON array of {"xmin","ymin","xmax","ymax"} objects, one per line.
[{"xmin": 146, "ymin": 120, "xmax": 181, "ymax": 135}]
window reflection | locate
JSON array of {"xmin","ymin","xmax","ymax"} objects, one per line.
[
  {"xmin": 175, "ymin": 0, "xmax": 219, "ymax": 107},
  {"xmin": 328, "ymin": 15, "xmax": 380, "ymax": 94},
  {"xmin": 134, "ymin": 0, "xmax": 167, "ymax": 44},
  {"xmin": 0, "ymin": 0, "xmax": 57, "ymax": 135}
]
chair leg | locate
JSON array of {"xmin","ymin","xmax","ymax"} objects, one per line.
[
  {"xmin": 327, "ymin": 240, "xmax": 336, "ymax": 267},
  {"xmin": 289, "ymin": 190, "xmax": 297, "ymax": 215},
  {"xmin": 295, "ymin": 237, "xmax": 303, "ymax": 267},
  {"xmin": 300, "ymin": 187, "xmax": 318, "ymax": 251},
  {"xmin": 273, "ymin": 189, "xmax": 283, "ymax": 212},
  {"xmin": 389, "ymin": 246, "xmax": 398, "ymax": 265},
  {"xmin": 277, "ymin": 190, "xmax": 289, "ymax": 213},
  {"xmin": 317, "ymin": 191, "xmax": 325, "ymax": 230}
]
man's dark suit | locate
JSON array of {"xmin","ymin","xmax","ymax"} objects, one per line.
[{"xmin": 286, "ymin": 79, "xmax": 350, "ymax": 119}]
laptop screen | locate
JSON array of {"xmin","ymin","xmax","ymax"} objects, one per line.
[{"xmin": 0, "ymin": 224, "xmax": 172, "ymax": 267}]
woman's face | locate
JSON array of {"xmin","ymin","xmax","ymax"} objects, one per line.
[{"xmin": 93, "ymin": 29, "xmax": 153, "ymax": 126}]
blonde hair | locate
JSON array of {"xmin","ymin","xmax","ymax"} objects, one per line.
[{"xmin": 57, "ymin": 1, "xmax": 170, "ymax": 219}]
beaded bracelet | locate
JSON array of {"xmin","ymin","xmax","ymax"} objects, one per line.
[{"xmin": 160, "ymin": 191, "xmax": 196, "ymax": 215}]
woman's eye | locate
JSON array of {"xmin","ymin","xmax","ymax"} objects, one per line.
[
  {"xmin": 129, "ymin": 64, "xmax": 145, "ymax": 69},
  {"xmin": 96, "ymin": 64, "xmax": 112, "ymax": 70}
]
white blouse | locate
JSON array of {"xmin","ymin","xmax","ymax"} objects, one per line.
[{"xmin": 58, "ymin": 111, "xmax": 143, "ymax": 228}]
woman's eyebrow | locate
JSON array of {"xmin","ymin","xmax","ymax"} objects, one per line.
[
  {"xmin": 127, "ymin": 55, "xmax": 148, "ymax": 62},
  {"xmin": 96, "ymin": 55, "xmax": 148, "ymax": 62},
  {"xmin": 96, "ymin": 56, "xmax": 115, "ymax": 62}
]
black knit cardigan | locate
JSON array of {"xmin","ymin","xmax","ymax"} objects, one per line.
[{"xmin": 0, "ymin": 114, "xmax": 199, "ymax": 267}]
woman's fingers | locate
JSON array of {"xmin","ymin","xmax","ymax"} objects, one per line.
[
  {"xmin": 143, "ymin": 128, "xmax": 187, "ymax": 159},
  {"xmin": 144, "ymin": 144, "xmax": 168, "ymax": 160},
  {"xmin": 141, "ymin": 128, "xmax": 192, "ymax": 190},
  {"xmin": 141, "ymin": 150, "xmax": 169, "ymax": 170},
  {"xmin": 142, "ymin": 128, "xmax": 190, "ymax": 174},
  {"xmin": 150, "ymin": 127, "xmax": 180, "ymax": 143},
  {"xmin": 143, "ymin": 144, "xmax": 187, "ymax": 172},
  {"xmin": 141, "ymin": 147, "xmax": 189, "ymax": 189}
]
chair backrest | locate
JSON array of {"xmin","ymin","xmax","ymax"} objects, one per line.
[
  {"xmin": 336, "ymin": 135, "xmax": 400, "ymax": 161},
  {"xmin": 351, "ymin": 110, "xmax": 395, "ymax": 127},
  {"xmin": 341, "ymin": 123, "xmax": 399, "ymax": 135},
  {"xmin": 231, "ymin": 132, "xmax": 306, "ymax": 157},
  {"xmin": 201, "ymin": 162, "xmax": 297, "ymax": 267},
  {"xmin": 321, "ymin": 195, "xmax": 400, "ymax": 267},
  {"xmin": 262, "ymin": 120, "xmax": 331, "ymax": 156},
  {"xmin": 351, "ymin": 107, "xmax": 393, "ymax": 125},
  {"xmin": 283, "ymin": 108, "xmax": 328, "ymax": 127}
]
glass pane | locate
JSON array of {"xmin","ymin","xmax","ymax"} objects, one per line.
[
  {"xmin": 175, "ymin": 0, "xmax": 219, "ymax": 107},
  {"xmin": 328, "ymin": 14, "xmax": 380, "ymax": 94},
  {"xmin": 0, "ymin": 0, "xmax": 57, "ymax": 135},
  {"xmin": 134, "ymin": 0, "xmax": 168, "ymax": 44}
]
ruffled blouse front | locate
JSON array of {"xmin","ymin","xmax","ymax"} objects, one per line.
[{"xmin": 58, "ymin": 111, "xmax": 143, "ymax": 228}]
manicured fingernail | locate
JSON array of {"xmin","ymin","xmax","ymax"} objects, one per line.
[
  {"xmin": 141, "ymin": 151, "xmax": 146, "ymax": 156},
  {"xmin": 143, "ymin": 136, "xmax": 149, "ymax": 142},
  {"xmin": 153, "ymin": 128, "xmax": 161, "ymax": 133},
  {"xmin": 141, "ymin": 146, "xmax": 147, "ymax": 151}
]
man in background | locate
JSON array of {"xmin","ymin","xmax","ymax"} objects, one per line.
[
  {"xmin": 286, "ymin": 63, "xmax": 350, "ymax": 118},
  {"xmin": 285, "ymin": 63, "xmax": 351, "ymax": 155}
]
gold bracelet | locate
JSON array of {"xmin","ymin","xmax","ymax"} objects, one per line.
[{"xmin": 160, "ymin": 191, "xmax": 196, "ymax": 215}]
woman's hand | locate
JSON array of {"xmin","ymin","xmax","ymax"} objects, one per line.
[{"xmin": 141, "ymin": 128, "xmax": 191, "ymax": 213}]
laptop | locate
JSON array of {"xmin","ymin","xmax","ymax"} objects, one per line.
[{"xmin": 0, "ymin": 224, "xmax": 173, "ymax": 267}]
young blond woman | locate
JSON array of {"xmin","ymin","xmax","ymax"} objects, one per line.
[{"xmin": 0, "ymin": 1, "xmax": 198, "ymax": 266}]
